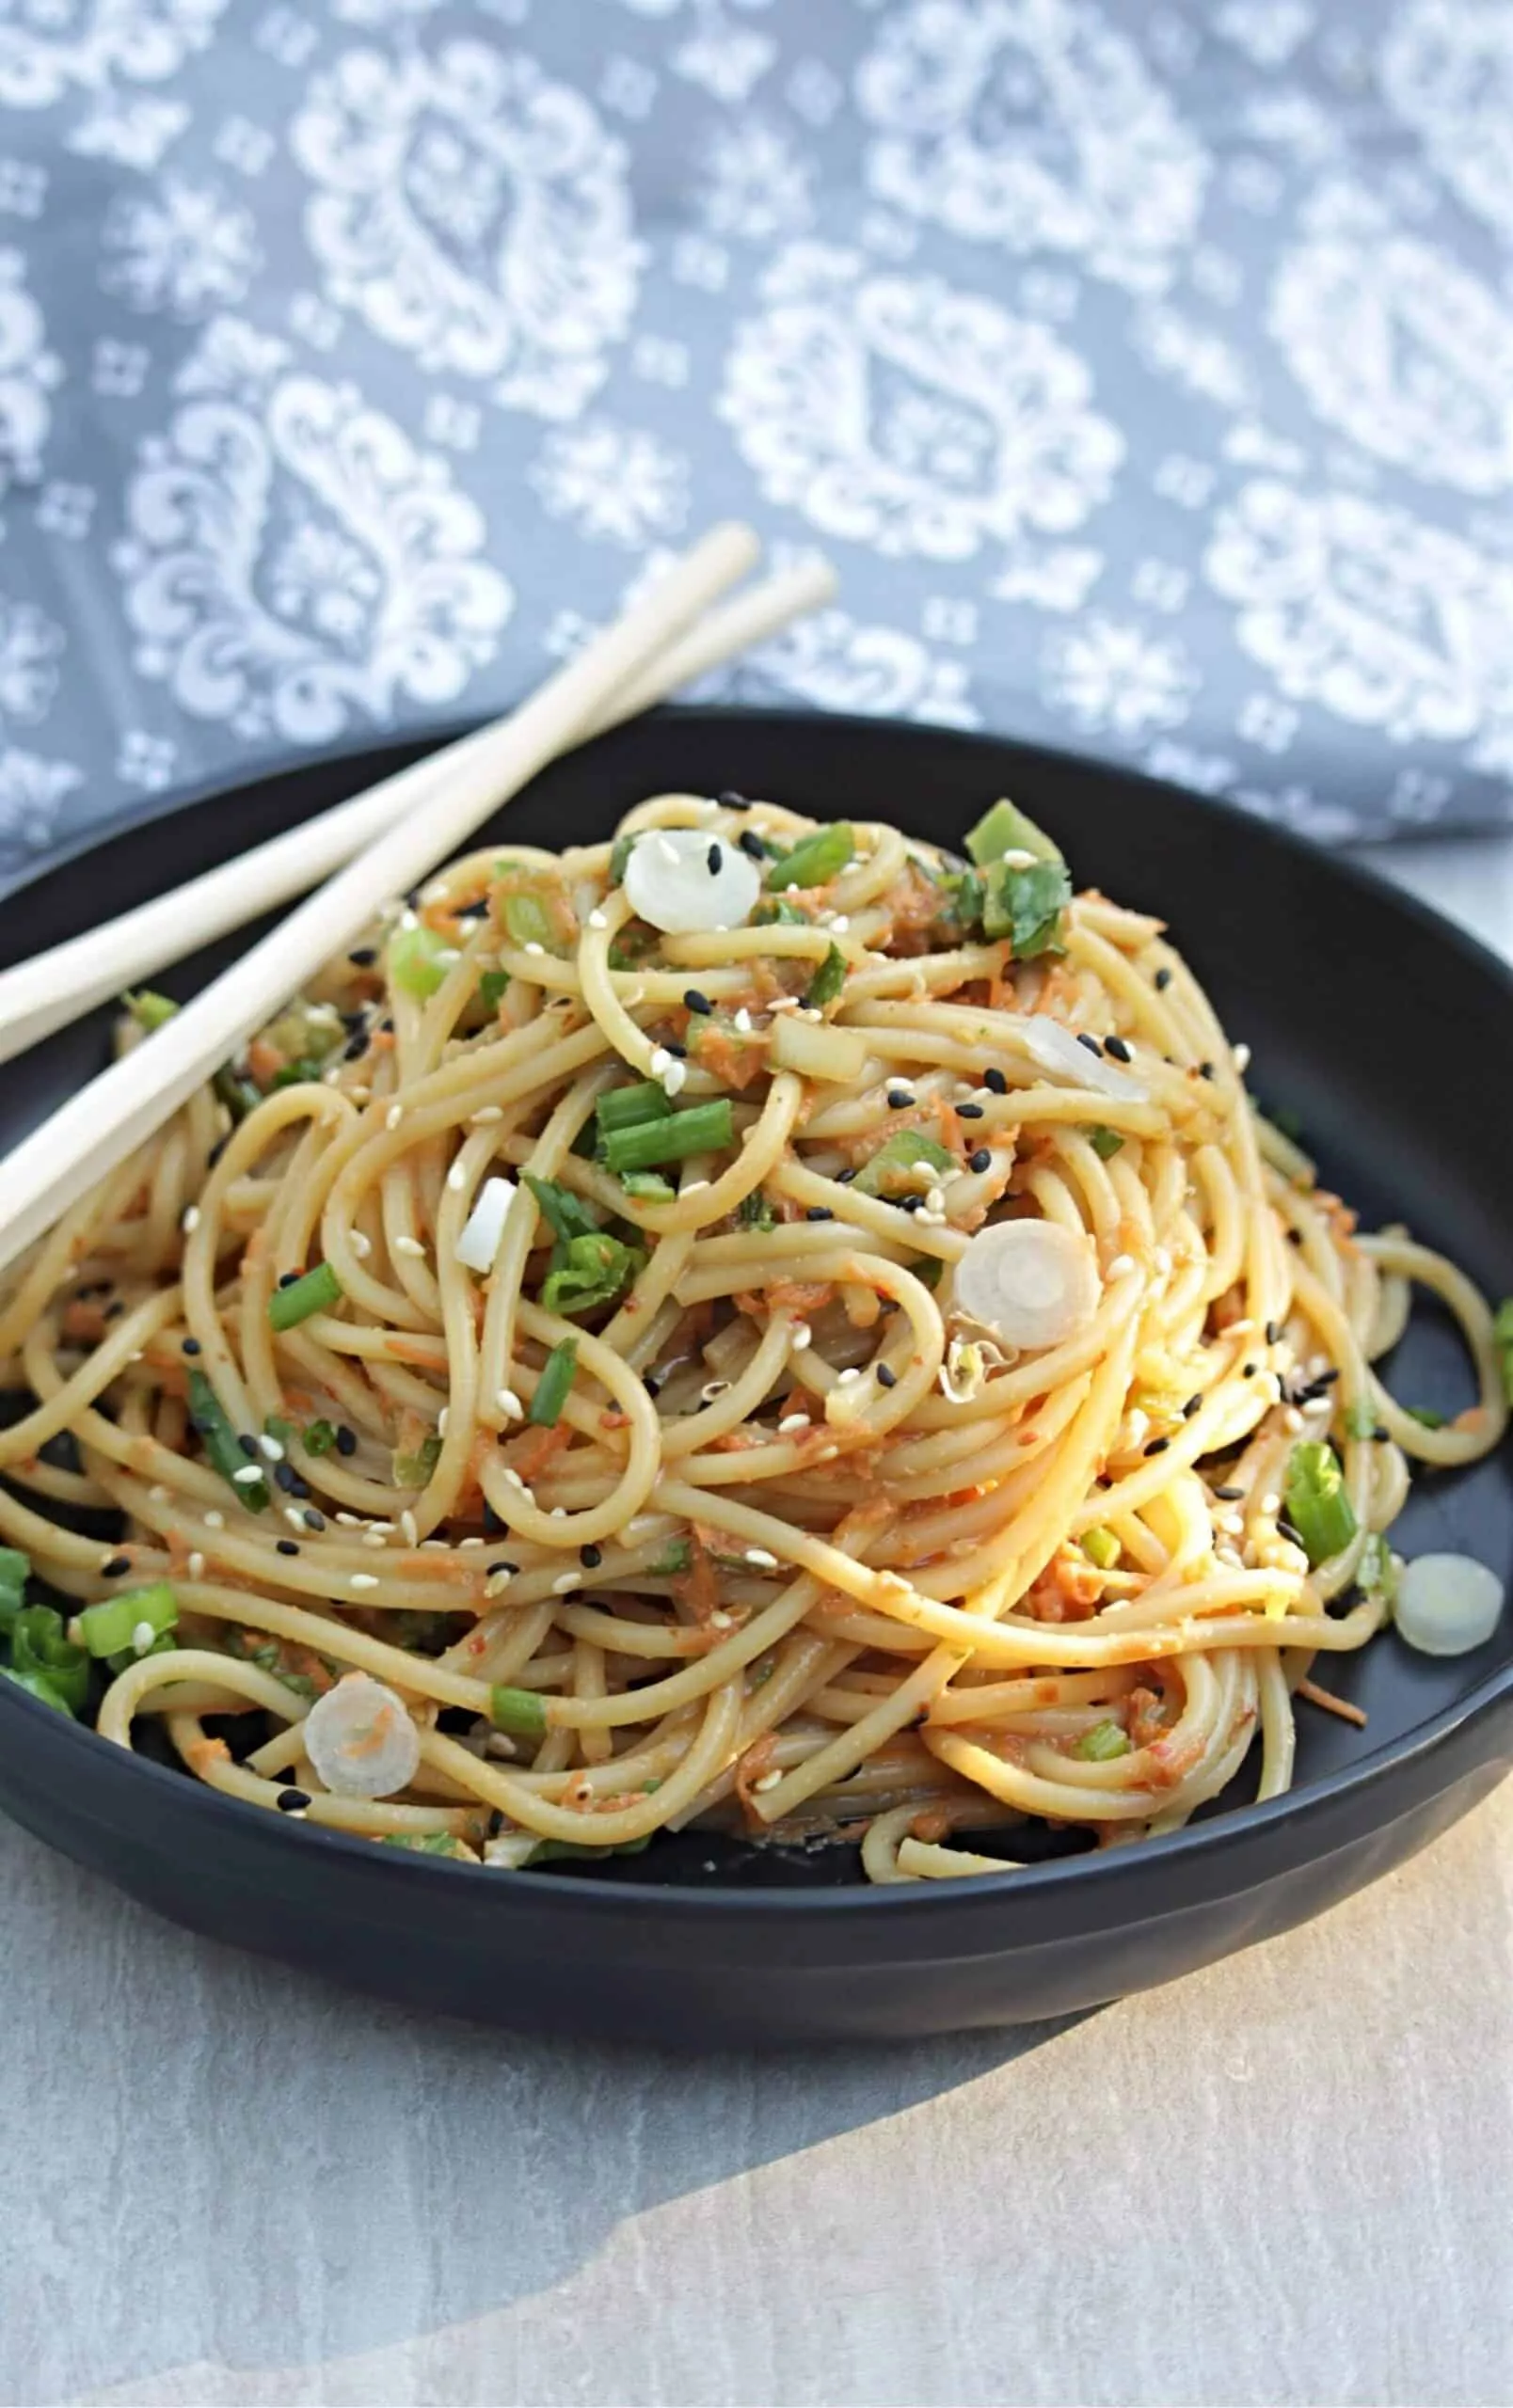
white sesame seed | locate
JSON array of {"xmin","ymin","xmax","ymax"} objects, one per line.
[
  {"xmin": 486, "ymin": 1570, "xmax": 513, "ymax": 1597},
  {"xmin": 393, "ymin": 1234, "xmax": 425, "ymax": 1258},
  {"xmin": 1218, "ymin": 1512, "xmax": 1245, "ymax": 1538},
  {"xmin": 587, "ymin": 908, "xmax": 608, "ymax": 931},
  {"xmin": 1233, "ymin": 1043, "xmax": 1250, "ymax": 1073},
  {"xmin": 744, "ymin": 1548, "xmax": 779, "ymax": 1569},
  {"xmin": 777, "ymin": 1414, "xmax": 808, "ymax": 1434},
  {"xmin": 459, "ymin": 1535, "xmax": 484, "ymax": 1549},
  {"xmin": 1107, "ymin": 1253, "xmax": 1136, "ymax": 1278},
  {"xmin": 836, "ymin": 1368, "xmax": 863, "ymax": 1386},
  {"xmin": 790, "ymin": 1323, "xmax": 812, "ymax": 1353},
  {"xmin": 1153, "ymin": 1247, "xmax": 1172, "ymax": 1275},
  {"xmin": 470, "ymin": 1105, "xmax": 503, "ymax": 1124},
  {"xmin": 1282, "ymin": 1406, "xmax": 1304, "ymax": 1435},
  {"xmin": 187, "ymin": 1551, "xmax": 205, "ymax": 1580},
  {"xmin": 149, "ymin": 1484, "xmax": 170, "ymax": 1503},
  {"xmin": 203, "ymin": 1510, "xmax": 224, "ymax": 1529},
  {"xmin": 349, "ymin": 1573, "xmax": 379, "ymax": 1592},
  {"xmin": 181, "ymin": 1205, "xmax": 200, "ymax": 1235},
  {"xmin": 437, "ymin": 1408, "xmax": 449, "ymax": 1438},
  {"xmin": 259, "ymin": 1434, "xmax": 284, "ymax": 1463},
  {"xmin": 1260, "ymin": 1493, "xmax": 1281, "ymax": 1516},
  {"xmin": 362, "ymin": 1530, "xmax": 389, "ymax": 1550},
  {"xmin": 398, "ymin": 909, "xmax": 419, "ymax": 933},
  {"xmin": 447, "ymin": 1163, "xmax": 468, "ymax": 1193},
  {"xmin": 349, "ymin": 1229, "xmax": 372, "ymax": 1258},
  {"xmin": 709, "ymin": 1610, "xmax": 733, "ymax": 1630},
  {"xmin": 553, "ymin": 1572, "xmax": 581, "ymax": 1594},
  {"xmin": 496, "ymin": 1388, "xmax": 523, "ymax": 1421},
  {"xmin": 924, "ymin": 1186, "xmax": 946, "ymax": 1214},
  {"xmin": 385, "ymin": 1104, "xmax": 404, "ymax": 1132},
  {"xmin": 648, "ymin": 1046, "xmax": 672, "ymax": 1076},
  {"xmin": 524, "ymin": 942, "xmax": 546, "ymax": 958},
  {"xmin": 752, "ymin": 1768, "xmax": 784, "ymax": 1794},
  {"xmin": 680, "ymin": 1178, "xmax": 709, "ymax": 1196},
  {"xmin": 132, "ymin": 1621, "xmax": 155, "ymax": 1655},
  {"xmin": 231, "ymin": 1464, "xmax": 263, "ymax": 1485},
  {"xmin": 829, "ymin": 915, "xmax": 850, "ymax": 934},
  {"xmin": 733, "ymin": 1007, "xmax": 752, "ymax": 1033},
  {"xmin": 663, "ymin": 1058, "xmax": 688, "ymax": 1099},
  {"xmin": 335, "ymin": 1511, "xmax": 362, "ymax": 1527}
]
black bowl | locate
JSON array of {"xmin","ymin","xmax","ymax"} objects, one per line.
[{"xmin": 1, "ymin": 709, "xmax": 1509, "ymax": 2047}]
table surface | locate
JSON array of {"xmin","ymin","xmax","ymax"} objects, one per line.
[{"xmin": 5, "ymin": 834, "xmax": 1512, "ymax": 2408}]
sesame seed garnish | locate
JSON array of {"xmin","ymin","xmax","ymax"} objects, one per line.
[
  {"xmin": 182, "ymin": 1337, "xmax": 201, "ymax": 1355},
  {"xmin": 401, "ymin": 1510, "xmax": 419, "ymax": 1547},
  {"xmin": 790, "ymin": 1323, "xmax": 813, "ymax": 1352},
  {"xmin": 552, "ymin": 1571, "xmax": 581, "ymax": 1594},
  {"xmin": 101, "ymin": 1554, "xmax": 131, "ymax": 1577},
  {"xmin": 496, "ymin": 1388, "xmax": 523, "ymax": 1421},
  {"xmin": 187, "ymin": 1550, "xmax": 205, "ymax": 1578},
  {"xmin": 1212, "ymin": 1485, "xmax": 1246, "ymax": 1502},
  {"xmin": 664, "ymin": 1038, "xmax": 687, "ymax": 1059},
  {"xmin": 968, "ymin": 1148, "xmax": 992, "ymax": 1175},
  {"xmin": 707, "ymin": 842, "xmax": 724, "ymax": 876},
  {"xmin": 1265, "ymin": 1320, "xmax": 1283, "ymax": 1345},
  {"xmin": 277, "ymin": 1539, "xmax": 299, "ymax": 1556},
  {"xmin": 580, "ymin": 1544, "xmax": 602, "ymax": 1568},
  {"xmin": 1199, "ymin": 1061, "xmax": 1216, "ymax": 1081},
  {"xmin": 335, "ymin": 1425, "xmax": 357, "ymax": 1456},
  {"xmin": 683, "ymin": 988, "xmax": 712, "ymax": 1015},
  {"xmin": 275, "ymin": 1462, "xmax": 299, "ymax": 1494},
  {"xmin": 718, "ymin": 790, "xmax": 750, "ymax": 811},
  {"xmin": 1106, "ymin": 1035, "xmax": 1134, "ymax": 1064},
  {"xmin": 958, "ymin": 1101, "xmax": 984, "ymax": 1120},
  {"xmin": 1242, "ymin": 1361, "xmax": 1258, "ymax": 1377},
  {"xmin": 343, "ymin": 1032, "xmax": 368, "ymax": 1061},
  {"xmin": 276, "ymin": 1787, "xmax": 310, "ymax": 1814},
  {"xmin": 886, "ymin": 1087, "xmax": 914, "ymax": 1109},
  {"xmin": 447, "ymin": 1163, "xmax": 467, "ymax": 1192},
  {"xmin": 303, "ymin": 1509, "xmax": 326, "ymax": 1532},
  {"xmin": 204, "ymin": 1509, "xmax": 224, "ymax": 1529},
  {"xmin": 393, "ymin": 1234, "xmax": 425, "ymax": 1258},
  {"xmin": 777, "ymin": 1413, "xmax": 808, "ymax": 1434},
  {"xmin": 738, "ymin": 829, "xmax": 766, "ymax": 861},
  {"xmin": 350, "ymin": 1230, "xmax": 372, "ymax": 1258},
  {"xmin": 898, "ymin": 1193, "xmax": 924, "ymax": 1213},
  {"xmin": 876, "ymin": 1364, "xmax": 898, "ymax": 1389},
  {"xmin": 586, "ymin": 908, "xmax": 608, "ymax": 931},
  {"xmin": 259, "ymin": 1434, "xmax": 284, "ymax": 1462},
  {"xmin": 470, "ymin": 1105, "xmax": 503, "ymax": 1124},
  {"xmin": 386, "ymin": 1103, "xmax": 404, "ymax": 1131},
  {"xmin": 349, "ymin": 1573, "xmax": 379, "ymax": 1592},
  {"xmin": 1144, "ymin": 1437, "xmax": 1171, "ymax": 1456},
  {"xmin": 663, "ymin": 1058, "xmax": 688, "ymax": 1098},
  {"xmin": 349, "ymin": 946, "xmax": 376, "ymax": 967},
  {"xmin": 805, "ymin": 1205, "xmax": 834, "ymax": 1221},
  {"xmin": 744, "ymin": 1547, "xmax": 778, "ymax": 1569},
  {"xmin": 1282, "ymin": 1407, "xmax": 1304, "ymax": 1434},
  {"xmin": 284, "ymin": 1507, "xmax": 307, "ymax": 1533},
  {"xmin": 1076, "ymin": 1033, "xmax": 1103, "ymax": 1057},
  {"xmin": 1233, "ymin": 1043, "xmax": 1250, "ymax": 1073},
  {"xmin": 362, "ymin": 1529, "xmax": 388, "ymax": 1550},
  {"xmin": 983, "ymin": 1068, "xmax": 1008, "ymax": 1095},
  {"xmin": 231, "ymin": 1463, "xmax": 263, "ymax": 1485},
  {"xmin": 524, "ymin": 941, "xmax": 546, "ymax": 958},
  {"xmin": 487, "ymin": 1560, "xmax": 519, "ymax": 1581},
  {"xmin": 1155, "ymin": 968, "xmax": 1172, "ymax": 990},
  {"xmin": 1182, "ymin": 1395, "xmax": 1202, "ymax": 1418},
  {"xmin": 181, "ymin": 1205, "xmax": 200, "ymax": 1234}
]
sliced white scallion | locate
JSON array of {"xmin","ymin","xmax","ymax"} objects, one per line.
[
  {"xmin": 953, "ymin": 1220, "xmax": 1100, "ymax": 1353},
  {"xmin": 1393, "ymin": 1554, "xmax": 1504, "ymax": 1657},
  {"xmin": 302, "ymin": 1673, "xmax": 422, "ymax": 1798},
  {"xmin": 623, "ymin": 826, "xmax": 761, "ymax": 936},
  {"xmin": 454, "ymin": 1176, "xmax": 516, "ymax": 1274},
  {"xmin": 1015, "ymin": 1018, "xmax": 1149, "ymax": 1102}
]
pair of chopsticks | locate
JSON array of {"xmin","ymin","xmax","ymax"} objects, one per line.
[{"xmin": 0, "ymin": 527, "xmax": 835, "ymax": 1279}]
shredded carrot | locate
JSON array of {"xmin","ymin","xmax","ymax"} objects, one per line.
[
  {"xmin": 185, "ymin": 1736, "xmax": 231, "ymax": 1771},
  {"xmin": 1296, "ymin": 1677, "xmax": 1368, "ymax": 1728},
  {"xmin": 247, "ymin": 1038, "xmax": 282, "ymax": 1087},
  {"xmin": 511, "ymin": 1418, "xmax": 572, "ymax": 1485}
]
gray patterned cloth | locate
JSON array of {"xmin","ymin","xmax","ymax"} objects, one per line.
[{"xmin": 0, "ymin": 0, "xmax": 1509, "ymax": 894}]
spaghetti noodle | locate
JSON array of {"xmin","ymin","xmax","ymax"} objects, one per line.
[{"xmin": 0, "ymin": 789, "xmax": 1505, "ymax": 1879}]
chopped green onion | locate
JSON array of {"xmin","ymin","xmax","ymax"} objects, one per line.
[
  {"xmin": 981, "ymin": 858, "xmax": 1072, "ymax": 958},
  {"xmin": 12, "ymin": 1606, "xmax": 88, "ymax": 1710},
  {"xmin": 268, "ymin": 1261, "xmax": 343, "ymax": 1333},
  {"xmin": 268, "ymin": 1055, "xmax": 326, "ymax": 1089},
  {"xmin": 477, "ymin": 968, "xmax": 509, "ymax": 1015},
  {"xmin": 608, "ymin": 924, "xmax": 656, "ymax": 970},
  {"xmin": 1407, "ymin": 1405, "xmax": 1447, "ymax": 1430},
  {"xmin": 540, "ymin": 1231, "xmax": 640, "ymax": 1317},
  {"xmin": 187, "ymin": 1369, "xmax": 268, "ymax": 1512},
  {"xmin": 382, "ymin": 1831, "xmax": 472, "ymax": 1858},
  {"xmin": 522, "ymin": 1173, "xmax": 600, "ymax": 1246},
  {"xmin": 1283, "ymin": 1440, "xmax": 1358, "ymax": 1566},
  {"xmin": 490, "ymin": 1684, "xmax": 548, "ymax": 1736},
  {"xmin": 766, "ymin": 821, "xmax": 852, "ymax": 891},
  {"xmin": 77, "ymin": 1580, "xmax": 178, "ymax": 1660},
  {"xmin": 1081, "ymin": 1527, "xmax": 1122, "ymax": 1570},
  {"xmin": 524, "ymin": 1832, "xmax": 653, "ymax": 1864},
  {"xmin": 301, "ymin": 1418, "xmax": 338, "ymax": 1457},
  {"xmin": 1495, "ymin": 1300, "xmax": 1513, "ymax": 1405},
  {"xmin": 1086, "ymin": 1126, "xmax": 1124, "ymax": 1161},
  {"xmin": 608, "ymin": 832, "xmax": 635, "ymax": 885},
  {"xmin": 620, "ymin": 1171, "xmax": 676, "ymax": 1204},
  {"xmin": 529, "ymin": 1338, "xmax": 579, "ymax": 1428},
  {"xmin": 647, "ymin": 1538, "xmax": 693, "ymax": 1576},
  {"xmin": 738, "ymin": 1189, "xmax": 776, "ymax": 1232},
  {"xmin": 854, "ymin": 1130, "xmax": 957, "ymax": 1198},
  {"xmin": 964, "ymin": 798, "xmax": 1062, "ymax": 868},
  {"xmin": 3, "ymin": 1666, "xmax": 72, "ymax": 1713},
  {"xmin": 0, "ymin": 1546, "xmax": 28, "ymax": 1637},
  {"xmin": 104, "ymin": 1634, "xmax": 176, "ymax": 1676},
  {"xmin": 213, "ymin": 1062, "xmax": 260, "ymax": 1123},
  {"xmin": 600, "ymin": 1099, "xmax": 734, "ymax": 1178},
  {"xmin": 393, "ymin": 1434, "xmax": 442, "ymax": 1488},
  {"xmin": 1344, "ymin": 1401, "xmax": 1378, "ymax": 1440},
  {"xmin": 1357, "ymin": 1531, "xmax": 1398, "ymax": 1602},
  {"xmin": 1075, "ymin": 1719, "xmax": 1131, "ymax": 1761},
  {"xmin": 124, "ymin": 988, "xmax": 179, "ymax": 1032},
  {"xmin": 804, "ymin": 943, "xmax": 847, "ymax": 1010},
  {"xmin": 263, "ymin": 1415, "xmax": 294, "ymax": 1450},
  {"xmin": 753, "ymin": 898, "xmax": 812, "ymax": 927},
  {"xmin": 389, "ymin": 923, "xmax": 454, "ymax": 999},
  {"xmin": 502, "ymin": 890, "xmax": 558, "ymax": 952},
  {"xmin": 596, "ymin": 1081, "xmax": 671, "ymax": 1137}
]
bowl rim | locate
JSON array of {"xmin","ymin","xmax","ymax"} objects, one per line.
[{"xmin": 2, "ymin": 702, "xmax": 1509, "ymax": 1918}]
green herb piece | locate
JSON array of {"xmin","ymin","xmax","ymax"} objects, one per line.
[
  {"xmin": 11, "ymin": 1606, "xmax": 88, "ymax": 1710},
  {"xmin": 268, "ymin": 1262, "xmax": 343, "ymax": 1333},
  {"xmin": 1081, "ymin": 1527, "xmax": 1122, "ymax": 1571},
  {"xmin": 647, "ymin": 1538, "xmax": 693, "ymax": 1576},
  {"xmin": 502, "ymin": 890, "xmax": 558, "ymax": 953},
  {"xmin": 187, "ymin": 1369, "xmax": 268, "ymax": 1512},
  {"xmin": 620, "ymin": 1171, "xmax": 676, "ymax": 1204},
  {"xmin": 1283, "ymin": 1440, "xmax": 1357, "ymax": 1566},
  {"xmin": 104, "ymin": 1634, "xmax": 177, "ymax": 1675},
  {"xmin": 600, "ymin": 1100, "xmax": 734, "ymax": 1178},
  {"xmin": 1075, "ymin": 1719, "xmax": 1131, "ymax": 1761},
  {"xmin": 268, "ymin": 1055, "xmax": 326, "ymax": 1089},
  {"xmin": 301, "ymin": 1418, "xmax": 338, "ymax": 1457},
  {"xmin": 3, "ymin": 1666, "xmax": 72, "ymax": 1712},
  {"xmin": 0, "ymin": 1546, "xmax": 28, "ymax": 1637},
  {"xmin": 1086, "ymin": 1126, "xmax": 1124, "ymax": 1161},
  {"xmin": 964, "ymin": 798, "xmax": 1063, "ymax": 868},
  {"xmin": 389, "ymin": 924, "xmax": 454, "ymax": 1000},
  {"xmin": 77, "ymin": 1580, "xmax": 178, "ymax": 1660},
  {"xmin": 476, "ymin": 969, "xmax": 509, "ymax": 1015},
  {"xmin": 213, "ymin": 1063, "xmax": 260, "ymax": 1123},
  {"xmin": 124, "ymin": 989, "xmax": 179, "ymax": 1032},
  {"xmin": 490, "ymin": 1684, "xmax": 549, "ymax": 1736},
  {"xmin": 909, "ymin": 1255, "xmax": 945, "ymax": 1290},
  {"xmin": 382, "ymin": 1831, "xmax": 473, "ymax": 1858},
  {"xmin": 981, "ymin": 857, "xmax": 1073, "ymax": 958},
  {"xmin": 1356, "ymin": 1531, "xmax": 1397, "ymax": 1602},
  {"xmin": 596, "ymin": 1081, "xmax": 672, "ymax": 1137},
  {"xmin": 609, "ymin": 832, "xmax": 635, "ymax": 885},
  {"xmin": 393, "ymin": 1434, "xmax": 442, "ymax": 1488},
  {"xmin": 737, "ymin": 1189, "xmax": 776, "ymax": 1232},
  {"xmin": 854, "ymin": 1130, "xmax": 957, "ymax": 1199},
  {"xmin": 766, "ymin": 821, "xmax": 852, "ymax": 892},
  {"xmin": 753, "ymin": 898, "xmax": 812, "ymax": 927},
  {"xmin": 529, "ymin": 1338, "xmax": 579, "ymax": 1428},
  {"xmin": 522, "ymin": 1173, "xmax": 600, "ymax": 1246},
  {"xmin": 540, "ymin": 1231, "xmax": 641, "ymax": 1317},
  {"xmin": 1408, "ymin": 1405, "xmax": 1447, "ymax": 1430},
  {"xmin": 1344, "ymin": 1402, "xmax": 1378, "ymax": 1440},
  {"xmin": 804, "ymin": 944, "xmax": 847, "ymax": 1011}
]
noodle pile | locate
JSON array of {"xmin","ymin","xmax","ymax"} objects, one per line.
[{"xmin": 0, "ymin": 787, "xmax": 1504, "ymax": 1881}]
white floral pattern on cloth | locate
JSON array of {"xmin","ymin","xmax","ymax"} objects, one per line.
[
  {"xmin": 854, "ymin": 0, "xmax": 1211, "ymax": 293},
  {"xmin": 113, "ymin": 318, "xmax": 515, "ymax": 742},
  {"xmin": 291, "ymin": 40, "xmax": 645, "ymax": 418},
  {"xmin": 721, "ymin": 244, "xmax": 1123, "ymax": 560},
  {"xmin": 0, "ymin": 0, "xmax": 1511, "ymax": 891}
]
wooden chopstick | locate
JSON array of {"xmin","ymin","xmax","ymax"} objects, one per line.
[
  {"xmin": 0, "ymin": 523, "xmax": 763, "ymax": 1278},
  {"xmin": 0, "ymin": 553, "xmax": 836, "ymax": 1069}
]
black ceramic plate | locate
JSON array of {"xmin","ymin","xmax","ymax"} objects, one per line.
[{"xmin": 1, "ymin": 710, "xmax": 1509, "ymax": 2047}]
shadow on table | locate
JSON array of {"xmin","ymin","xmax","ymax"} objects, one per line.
[{"xmin": 3, "ymin": 1823, "xmax": 1091, "ymax": 2403}]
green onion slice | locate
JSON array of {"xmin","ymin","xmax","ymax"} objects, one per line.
[
  {"xmin": 1283, "ymin": 1441, "xmax": 1358, "ymax": 1566},
  {"xmin": 268, "ymin": 1262, "xmax": 343, "ymax": 1333},
  {"xmin": 529, "ymin": 1338, "xmax": 579, "ymax": 1428}
]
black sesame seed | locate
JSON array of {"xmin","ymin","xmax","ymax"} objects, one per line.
[
  {"xmin": 1212, "ymin": 1484, "xmax": 1246, "ymax": 1501},
  {"xmin": 457, "ymin": 898, "xmax": 490, "ymax": 921},
  {"xmin": 277, "ymin": 1787, "xmax": 311, "ymax": 1814},
  {"xmin": 968, "ymin": 1148, "xmax": 992, "ymax": 1175},
  {"xmin": 1265, "ymin": 1320, "xmax": 1282, "ymax": 1345},
  {"xmin": 717, "ymin": 790, "xmax": 751, "ymax": 811},
  {"xmin": 348, "ymin": 947, "xmax": 377, "ymax": 967},
  {"xmin": 488, "ymin": 1560, "xmax": 520, "ymax": 1578},
  {"xmin": 1076, "ymin": 1033, "xmax": 1103, "ymax": 1056},
  {"xmin": 1286, "ymin": 1228, "xmax": 1303, "ymax": 1246},
  {"xmin": 887, "ymin": 1088, "xmax": 914, "ymax": 1110},
  {"xmin": 335, "ymin": 1425, "xmax": 358, "ymax": 1457},
  {"xmin": 707, "ymin": 842, "xmax": 724, "ymax": 876},
  {"xmin": 898, "ymin": 1193, "xmax": 924, "ymax": 1213},
  {"xmin": 274, "ymin": 1461, "xmax": 297, "ymax": 1492},
  {"xmin": 340, "ymin": 1008, "xmax": 367, "ymax": 1033},
  {"xmin": 1199, "ymin": 1061, "xmax": 1216, "ymax": 1081},
  {"xmin": 278, "ymin": 1271, "xmax": 302, "ymax": 1290},
  {"xmin": 1373, "ymin": 1424, "xmax": 1390, "ymax": 1443},
  {"xmin": 237, "ymin": 1433, "xmax": 259, "ymax": 1458},
  {"xmin": 805, "ymin": 1205, "xmax": 834, "ymax": 1221},
  {"xmin": 738, "ymin": 829, "xmax": 767, "ymax": 861},
  {"xmin": 276, "ymin": 1538, "xmax": 300, "ymax": 1556},
  {"xmin": 1155, "ymin": 968, "xmax": 1172, "ymax": 991},
  {"xmin": 1242, "ymin": 1361, "xmax": 1258, "ymax": 1377},
  {"xmin": 682, "ymin": 988, "xmax": 713, "ymax": 1015},
  {"xmin": 958, "ymin": 1101, "xmax": 984, "ymax": 1119},
  {"xmin": 104, "ymin": 1302, "xmax": 124, "ymax": 1322},
  {"xmin": 983, "ymin": 1068, "xmax": 1008, "ymax": 1095},
  {"xmin": 182, "ymin": 1337, "xmax": 201, "ymax": 1356},
  {"xmin": 102, "ymin": 1555, "xmax": 131, "ymax": 1578},
  {"xmin": 287, "ymin": 1475, "xmax": 311, "ymax": 1500},
  {"xmin": 1182, "ymin": 1395, "xmax": 1202, "ymax": 1418},
  {"xmin": 302, "ymin": 1509, "xmax": 326, "ymax": 1532},
  {"xmin": 643, "ymin": 1373, "xmax": 661, "ymax": 1399},
  {"xmin": 343, "ymin": 1032, "xmax": 369, "ymax": 1060},
  {"xmin": 580, "ymin": 1544, "xmax": 602, "ymax": 1569},
  {"xmin": 876, "ymin": 1364, "xmax": 897, "ymax": 1390},
  {"xmin": 1104, "ymin": 1035, "xmax": 1133, "ymax": 1064},
  {"xmin": 207, "ymin": 1135, "xmax": 230, "ymax": 1169},
  {"xmin": 1144, "ymin": 1436, "xmax": 1171, "ymax": 1455},
  {"xmin": 835, "ymin": 1167, "xmax": 858, "ymax": 1184},
  {"xmin": 664, "ymin": 1038, "xmax": 688, "ymax": 1060}
]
